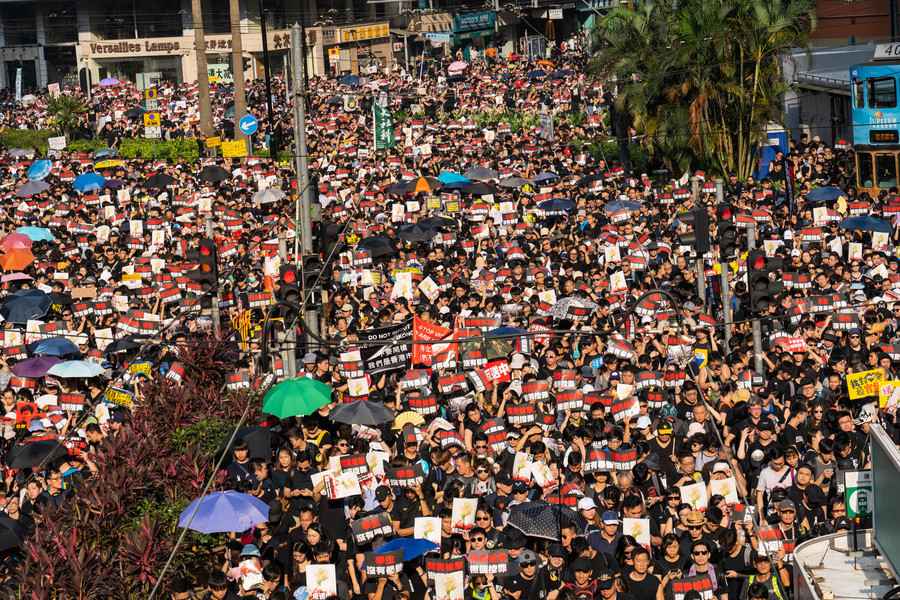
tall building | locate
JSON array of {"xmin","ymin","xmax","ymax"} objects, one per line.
[{"xmin": 810, "ymin": 0, "xmax": 899, "ymax": 44}]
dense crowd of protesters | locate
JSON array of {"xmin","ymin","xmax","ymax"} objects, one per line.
[{"xmin": 0, "ymin": 41, "xmax": 896, "ymax": 600}]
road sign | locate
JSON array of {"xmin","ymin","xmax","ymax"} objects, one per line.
[
  {"xmin": 143, "ymin": 112, "xmax": 160, "ymax": 127},
  {"xmin": 144, "ymin": 126, "xmax": 162, "ymax": 139},
  {"xmin": 238, "ymin": 114, "xmax": 258, "ymax": 136},
  {"xmin": 144, "ymin": 87, "xmax": 158, "ymax": 100},
  {"xmin": 844, "ymin": 470, "xmax": 873, "ymax": 519}
]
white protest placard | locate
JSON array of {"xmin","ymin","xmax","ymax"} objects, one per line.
[
  {"xmin": 680, "ymin": 481, "xmax": 708, "ymax": 511},
  {"xmin": 622, "ymin": 518, "xmax": 651, "ymax": 547},
  {"xmin": 48, "ymin": 136, "xmax": 66, "ymax": 151},
  {"xmin": 451, "ymin": 497, "xmax": 477, "ymax": 533},
  {"xmin": 306, "ymin": 564, "xmax": 337, "ymax": 600},
  {"xmin": 709, "ymin": 476, "xmax": 740, "ymax": 504},
  {"xmin": 434, "ymin": 571, "xmax": 464, "ymax": 600},
  {"xmin": 414, "ymin": 516, "xmax": 442, "ymax": 545}
]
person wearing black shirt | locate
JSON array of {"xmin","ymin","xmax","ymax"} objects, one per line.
[
  {"xmin": 502, "ymin": 549, "xmax": 552, "ymax": 600},
  {"xmin": 625, "ymin": 547, "xmax": 660, "ymax": 600}
]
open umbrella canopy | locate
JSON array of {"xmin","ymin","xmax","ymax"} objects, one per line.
[
  {"xmin": 840, "ymin": 215, "xmax": 892, "ymax": 234},
  {"xmin": 459, "ymin": 182, "xmax": 495, "ymax": 197},
  {"xmin": 7, "ymin": 440, "xmax": 68, "ymax": 469},
  {"xmin": 507, "ymin": 502, "xmax": 586, "ymax": 541},
  {"xmin": 93, "ymin": 148, "xmax": 118, "ymax": 159},
  {"xmin": 498, "ymin": 176, "xmax": 528, "ymax": 189},
  {"xmin": 95, "ymin": 159, "xmax": 125, "ymax": 169},
  {"xmin": 16, "ymin": 180, "xmax": 49, "ymax": 198},
  {"xmin": 0, "ymin": 517, "xmax": 24, "ymax": 552},
  {"xmin": 1, "ymin": 290, "xmax": 50, "ymax": 323},
  {"xmin": 532, "ymin": 172, "xmax": 559, "ymax": 183},
  {"xmin": 338, "ymin": 74, "xmax": 361, "ymax": 87},
  {"xmin": 538, "ymin": 198, "xmax": 575, "ymax": 214},
  {"xmin": 11, "ymin": 356, "xmax": 61, "ymax": 378},
  {"xmin": 604, "ymin": 200, "xmax": 642, "ymax": 214},
  {"xmin": 8, "ymin": 148, "xmax": 33, "ymax": 159},
  {"xmin": 374, "ymin": 537, "xmax": 439, "ymax": 561},
  {"xmin": 527, "ymin": 69, "xmax": 547, "ymax": 80},
  {"xmin": 418, "ymin": 216, "xmax": 456, "ymax": 230},
  {"xmin": 805, "ymin": 186, "xmax": 844, "ymax": 204},
  {"xmin": 254, "ymin": 188, "xmax": 285, "ymax": 204},
  {"xmin": 358, "ymin": 236, "xmax": 396, "ymax": 259},
  {"xmin": 448, "ymin": 60, "xmax": 469, "ymax": 73},
  {"xmin": 104, "ymin": 335, "xmax": 148, "ymax": 356},
  {"xmin": 47, "ymin": 360, "xmax": 105, "ymax": 378},
  {"xmin": 29, "ymin": 337, "xmax": 80, "ymax": 357},
  {"xmin": 178, "ymin": 490, "xmax": 269, "ymax": 534},
  {"xmin": 73, "ymin": 172, "xmax": 106, "ymax": 193},
  {"xmin": 0, "ymin": 233, "xmax": 32, "ymax": 251},
  {"xmin": 124, "ymin": 106, "xmax": 145, "ymax": 119},
  {"xmin": 16, "ymin": 226, "xmax": 54, "ymax": 242},
  {"xmin": 0, "ymin": 250, "xmax": 35, "ymax": 271},
  {"xmin": 1, "ymin": 272, "xmax": 32, "ymax": 283},
  {"xmin": 145, "ymin": 172, "xmax": 176, "ymax": 189},
  {"xmin": 464, "ymin": 166, "xmax": 499, "ymax": 181},
  {"xmin": 330, "ymin": 399, "xmax": 395, "ymax": 426},
  {"xmin": 438, "ymin": 171, "xmax": 470, "ymax": 186},
  {"xmin": 199, "ymin": 165, "xmax": 230, "ymax": 183},
  {"xmin": 99, "ymin": 77, "xmax": 119, "ymax": 86},
  {"xmin": 397, "ymin": 223, "xmax": 437, "ymax": 243},
  {"xmin": 262, "ymin": 378, "xmax": 333, "ymax": 419},
  {"xmin": 27, "ymin": 159, "xmax": 52, "ymax": 181},
  {"xmin": 409, "ymin": 176, "xmax": 442, "ymax": 195}
]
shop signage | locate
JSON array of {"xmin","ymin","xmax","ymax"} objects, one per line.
[
  {"xmin": 339, "ymin": 23, "xmax": 390, "ymax": 44},
  {"xmin": 89, "ymin": 40, "xmax": 182, "ymax": 55},
  {"xmin": 452, "ymin": 11, "xmax": 496, "ymax": 33}
]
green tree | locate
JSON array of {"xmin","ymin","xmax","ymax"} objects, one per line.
[
  {"xmin": 592, "ymin": 0, "xmax": 815, "ymax": 179},
  {"xmin": 46, "ymin": 94, "xmax": 88, "ymax": 139}
]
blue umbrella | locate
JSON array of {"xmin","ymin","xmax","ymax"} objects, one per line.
[
  {"xmin": 840, "ymin": 215, "xmax": 893, "ymax": 234},
  {"xmin": 438, "ymin": 171, "xmax": 470, "ymax": 186},
  {"xmin": 339, "ymin": 75, "xmax": 361, "ymax": 87},
  {"xmin": 73, "ymin": 172, "xmax": 105, "ymax": 193},
  {"xmin": 15, "ymin": 180, "xmax": 49, "ymax": 198},
  {"xmin": 805, "ymin": 186, "xmax": 844, "ymax": 204},
  {"xmin": 29, "ymin": 337, "xmax": 79, "ymax": 358},
  {"xmin": 527, "ymin": 69, "xmax": 547, "ymax": 80},
  {"xmin": 538, "ymin": 198, "xmax": 575, "ymax": 213},
  {"xmin": 532, "ymin": 172, "xmax": 559, "ymax": 183},
  {"xmin": 16, "ymin": 226, "xmax": 55, "ymax": 242},
  {"xmin": 486, "ymin": 326, "xmax": 527, "ymax": 339},
  {"xmin": 27, "ymin": 160, "xmax": 52, "ymax": 182},
  {"xmin": 99, "ymin": 77, "xmax": 120, "ymax": 86},
  {"xmin": 47, "ymin": 360, "xmax": 105, "ymax": 379},
  {"xmin": 178, "ymin": 490, "xmax": 269, "ymax": 534},
  {"xmin": 0, "ymin": 290, "xmax": 50, "ymax": 323},
  {"xmin": 93, "ymin": 148, "xmax": 118, "ymax": 159},
  {"xmin": 374, "ymin": 537, "xmax": 439, "ymax": 561},
  {"xmin": 604, "ymin": 200, "xmax": 642, "ymax": 214}
]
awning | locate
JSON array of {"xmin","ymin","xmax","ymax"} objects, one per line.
[{"xmin": 409, "ymin": 12, "xmax": 453, "ymax": 33}]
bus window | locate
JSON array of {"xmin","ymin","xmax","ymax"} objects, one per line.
[
  {"xmin": 875, "ymin": 154, "xmax": 898, "ymax": 189},
  {"xmin": 869, "ymin": 77, "xmax": 898, "ymax": 108},
  {"xmin": 858, "ymin": 152, "xmax": 874, "ymax": 188},
  {"xmin": 853, "ymin": 79, "xmax": 864, "ymax": 108}
]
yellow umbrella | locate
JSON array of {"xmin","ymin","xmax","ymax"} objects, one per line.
[
  {"xmin": 95, "ymin": 159, "xmax": 125, "ymax": 169},
  {"xmin": 392, "ymin": 410, "xmax": 425, "ymax": 430}
]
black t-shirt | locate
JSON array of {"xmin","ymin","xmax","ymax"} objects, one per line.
[
  {"xmin": 626, "ymin": 573, "xmax": 660, "ymax": 600},
  {"xmin": 503, "ymin": 569, "xmax": 552, "ymax": 600}
]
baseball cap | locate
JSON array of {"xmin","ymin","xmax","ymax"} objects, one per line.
[
  {"xmin": 712, "ymin": 462, "xmax": 730, "ymax": 474},
  {"xmin": 375, "ymin": 485, "xmax": 392, "ymax": 501},
  {"xmin": 303, "ymin": 352, "xmax": 317, "ymax": 364},
  {"xmin": 657, "ymin": 421, "xmax": 674, "ymax": 435},
  {"xmin": 240, "ymin": 544, "xmax": 261, "ymax": 557},
  {"xmin": 518, "ymin": 549, "xmax": 538, "ymax": 564},
  {"xmin": 597, "ymin": 571, "xmax": 616, "ymax": 590},
  {"xmin": 577, "ymin": 497, "xmax": 597, "ymax": 511},
  {"xmin": 548, "ymin": 543, "xmax": 566, "ymax": 557},
  {"xmin": 512, "ymin": 480, "xmax": 529, "ymax": 494},
  {"xmin": 636, "ymin": 415, "xmax": 652, "ymax": 430},
  {"xmin": 601, "ymin": 510, "xmax": 620, "ymax": 525},
  {"xmin": 571, "ymin": 557, "xmax": 593, "ymax": 573},
  {"xmin": 777, "ymin": 499, "xmax": 796, "ymax": 512}
]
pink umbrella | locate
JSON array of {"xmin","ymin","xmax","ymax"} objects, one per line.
[
  {"xmin": 1, "ymin": 272, "xmax": 32, "ymax": 283},
  {"xmin": 0, "ymin": 233, "xmax": 32, "ymax": 251},
  {"xmin": 448, "ymin": 61, "xmax": 469, "ymax": 73}
]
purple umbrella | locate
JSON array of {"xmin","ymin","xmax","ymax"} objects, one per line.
[{"xmin": 11, "ymin": 356, "xmax": 61, "ymax": 378}]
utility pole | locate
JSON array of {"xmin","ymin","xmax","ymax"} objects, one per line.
[
  {"xmin": 291, "ymin": 23, "xmax": 320, "ymax": 340},
  {"xmin": 715, "ymin": 178, "xmax": 731, "ymax": 353},
  {"xmin": 259, "ymin": 0, "xmax": 276, "ymax": 157},
  {"xmin": 205, "ymin": 216, "xmax": 221, "ymax": 337},
  {"xmin": 691, "ymin": 176, "xmax": 705, "ymax": 305},
  {"xmin": 191, "ymin": 0, "xmax": 213, "ymax": 137},
  {"xmin": 278, "ymin": 236, "xmax": 297, "ymax": 379},
  {"xmin": 747, "ymin": 223, "xmax": 764, "ymax": 379},
  {"xmin": 229, "ymin": 0, "xmax": 248, "ymax": 149}
]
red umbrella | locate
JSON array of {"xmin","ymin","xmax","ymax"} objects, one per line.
[
  {"xmin": 0, "ymin": 250, "xmax": 35, "ymax": 271},
  {"xmin": 0, "ymin": 233, "xmax": 32, "ymax": 252}
]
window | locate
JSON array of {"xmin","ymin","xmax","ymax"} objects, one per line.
[
  {"xmin": 869, "ymin": 77, "xmax": 897, "ymax": 108},
  {"xmin": 857, "ymin": 152, "xmax": 874, "ymax": 188},
  {"xmin": 875, "ymin": 154, "xmax": 898, "ymax": 189},
  {"xmin": 853, "ymin": 79, "xmax": 864, "ymax": 109}
]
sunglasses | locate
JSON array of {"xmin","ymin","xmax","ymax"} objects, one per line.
[
  {"xmin": 521, "ymin": 562, "xmax": 536, "ymax": 568},
  {"xmin": 692, "ymin": 550, "xmax": 709, "ymax": 556},
  {"xmin": 688, "ymin": 525, "xmax": 704, "ymax": 530},
  {"xmin": 472, "ymin": 537, "xmax": 485, "ymax": 542},
  {"xmin": 476, "ymin": 515, "xmax": 490, "ymax": 521}
]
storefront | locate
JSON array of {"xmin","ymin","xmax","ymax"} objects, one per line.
[
  {"xmin": 0, "ymin": 46, "xmax": 41, "ymax": 92},
  {"xmin": 451, "ymin": 11, "xmax": 496, "ymax": 61}
]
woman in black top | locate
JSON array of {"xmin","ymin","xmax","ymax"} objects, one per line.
[
  {"xmin": 718, "ymin": 527, "xmax": 755, "ymax": 600},
  {"xmin": 654, "ymin": 534, "xmax": 684, "ymax": 578}
]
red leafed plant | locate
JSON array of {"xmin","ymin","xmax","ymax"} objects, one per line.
[{"xmin": 15, "ymin": 335, "xmax": 261, "ymax": 598}]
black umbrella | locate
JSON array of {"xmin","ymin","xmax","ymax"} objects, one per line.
[
  {"xmin": 460, "ymin": 182, "xmax": 495, "ymax": 196},
  {"xmin": 199, "ymin": 165, "xmax": 230, "ymax": 183},
  {"xmin": 507, "ymin": 502, "xmax": 587, "ymax": 541},
  {"xmin": 385, "ymin": 182, "xmax": 408, "ymax": 195},
  {"xmin": 145, "ymin": 172, "xmax": 176, "ymax": 189},
  {"xmin": 397, "ymin": 224, "xmax": 437, "ymax": 243},
  {"xmin": 7, "ymin": 440, "xmax": 68, "ymax": 469},
  {"xmin": 1, "ymin": 290, "xmax": 50, "ymax": 324},
  {"xmin": 47, "ymin": 292, "xmax": 73, "ymax": 307},
  {"xmin": 330, "ymin": 400, "xmax": 395, "ymax": 426},
  {"xmin": 358, "ymin": 236, "xmax": 396, "ymax": 259},
  {"xmin": 104, "ymin": 334, "xmax": 150, "ymax": 356},
  {"xmin": 223, "ymin": 426, "xmax": 272, "ymax": 461},
  {"xmin": 0, "ymin": 518, "xmax": 22, "ymax": 552},
  {"xmin": 124, "ymin": 106, "xmax": 145, "ymax": 119},
  {"xmin": 419, "ymin": 216, "xmax": 457, "ymax": 230}
]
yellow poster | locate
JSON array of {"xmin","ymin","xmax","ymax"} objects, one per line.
[
  {"xmin": 847, "ymin": 369, "xmax": 883, "ymax": 400},
  {"xmin": 879, "ymin": 380, "xmax": 900, "ymax": 408},
  {"xmin": 205, "ymin": 136, "xmax": 221, "ymax": 148},
  {"xmin": 221, "ymin": 140, "xmax": 248, "ymax": 158}
]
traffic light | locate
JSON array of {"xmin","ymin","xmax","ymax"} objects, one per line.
[
  {"xmin": 277, "ymin": 264, "xmax": 300, "ymax": 303},
  {"xmin": 678, "ymin": 208, "xmax": 710, "ymax": 256},
  {"xmin": 187, "ymin": 238, "xmax": 218, "ymax": 290},
  {"xmin": 716, "ymin": 203, "xmax": 738, "ymax": 261},
  {"xmin": 747, "ymin": 250, "xmax": 783, "ymax": 314}
]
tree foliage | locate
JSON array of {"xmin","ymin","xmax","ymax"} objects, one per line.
[
  {"xmin": 45, "ymin": 95, "xmax": 88, "ymax": 139},
  {"xmin": 17, "ymin": 335, "xmax": 261, "ymax": 599},
  {"xmin": 592, "ymin": 0, "xmax": 815, "ymax": 178}
]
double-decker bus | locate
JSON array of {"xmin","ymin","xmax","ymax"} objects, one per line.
[{"xmin": 851, "ymin": 43, "xmax": 900, "ymax": 195}]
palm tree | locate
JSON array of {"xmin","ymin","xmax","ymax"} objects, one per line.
[
  {"xmin": 46, "ymin": 94, "xmax": 88, "ymax": 139},
  {"xmin": 592, "ymin": 0, "xmax": 815, "ymax": 179}
]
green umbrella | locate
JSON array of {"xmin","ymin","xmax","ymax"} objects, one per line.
[{"xmin": 262, "ymin": 378, "xmax": 332, "ymax": 419}]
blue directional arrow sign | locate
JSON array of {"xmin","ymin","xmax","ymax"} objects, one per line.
[{"xmin": 238, "ymin": 114, "xmax": 258, "ymax": 136}]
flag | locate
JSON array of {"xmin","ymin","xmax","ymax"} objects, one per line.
[{"xmin": 373, "ymin": 98, "xmax": 396, "ymax": 151}]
